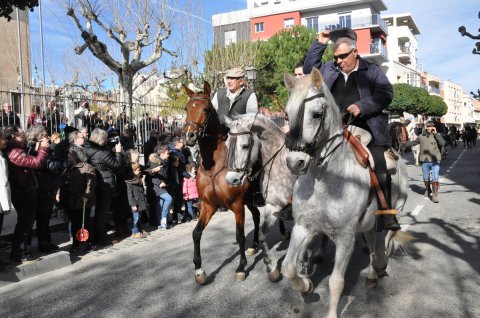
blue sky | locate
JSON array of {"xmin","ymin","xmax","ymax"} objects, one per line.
[{"xmin": 27, "ymin": 0, "xmax": 480, "ymax": 94}]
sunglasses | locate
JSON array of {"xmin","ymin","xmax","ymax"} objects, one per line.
[{"xmin": 333, "ymin": 48, "xmax": 355, "ymax": 61}]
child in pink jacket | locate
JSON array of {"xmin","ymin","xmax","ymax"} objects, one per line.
[{"xmin": 182, "ymin": 163, "xmax": 199, "ymax": 221}]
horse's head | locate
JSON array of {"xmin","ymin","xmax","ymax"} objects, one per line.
[
  {"xmin": 224, "ymin": 115, "xmax": 261, "ymax": 187},
  {"xmin": 284, "ymin": 67, "xmax": 340, "ymax": 175},
  {"xmin": 183, "ymin": 81, "xmax": 214, "ymax": 146}
]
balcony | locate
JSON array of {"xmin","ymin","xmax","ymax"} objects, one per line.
[
  {"xmin": 322, "ymin": 14, "xmax": 388, "ymax": 34},
  {"xmin": 363, "ymin": 40, "xmax": 389, "ymax": 65},
  {"xmin": 398, "ymin": 47, "xmax": 412, "ymax": 64}
]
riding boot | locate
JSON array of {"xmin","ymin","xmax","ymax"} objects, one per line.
[
  {"xmin": 424, "ymin": 181, "xmax": 432, "ymax": 198},
  {"xmin": 431, "ymin": 181, "xmax": 439, "ymax": 203},
  {"xmin": 375, "ymin": 172, "xmax": 401, "ymax": 232}
]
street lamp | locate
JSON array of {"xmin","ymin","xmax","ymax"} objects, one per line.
[{"xmin": 245, "ymin": 66, "xmax": 257, "ymax": 90}]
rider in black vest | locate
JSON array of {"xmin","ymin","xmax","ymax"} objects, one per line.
[
  {"xmin": 212, "ymin": 67, "xmax": 258, "ymax": 128},
  {"xmin": 211, "ymin": 67, "xmax": 263, "ymax": 208}
]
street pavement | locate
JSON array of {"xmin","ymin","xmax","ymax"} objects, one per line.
[{"xmin": 0, "ymin": 142, "xmax": 478, "ymax": 318}]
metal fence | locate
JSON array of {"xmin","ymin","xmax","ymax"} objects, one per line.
[{"xmin": 0, "ymin": 89, "xmax": 186, "ymax": 151}]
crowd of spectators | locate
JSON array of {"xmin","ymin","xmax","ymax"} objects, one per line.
[{"xmin": 0, "ymin": 100, "xmax": 198, "ymax": 268}]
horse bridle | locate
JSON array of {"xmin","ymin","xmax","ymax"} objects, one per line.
[
  {"xmin": 285, "ymin": 91, "xmax": 346, "ymax": 165},
  {"xmin": 184, "ymin": 96, "xmax": 213, "ymax": 139},
  {"xmin": 285, "ymin": 92, "xmax": 327, "ymax": 156},
  {"xmin": 227, "ymin": 130, "xmax": 255, "ymax": 177}
]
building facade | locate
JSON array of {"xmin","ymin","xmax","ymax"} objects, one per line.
[
  {"xmin": 0, "ymin": 9, "xmax": 32, "ymax": 116},
  {"xmin": 212, "ymin": 0, "xmax": 390, "ymax": 65}
]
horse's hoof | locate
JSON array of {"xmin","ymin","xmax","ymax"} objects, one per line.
[
  {"xmin": 301, "ymin": 277, "xmax": 314, "ymax": 295},
  {"xmin": 246, "ymin": 248, "xmax": 257, "ymax": 256},
  {"xmin": 282, "ymin": 231, "xmax": 291, "ymax": 241},
  {"xmin": 195, "ymin": 271, "xmax": 207, "ymax": 285},
  {"xmin": 234, "ymin": 272, "xmax": 246, "ymax": 282},
  {"xmin": 366, "ymin": 277, "xmax": 377, "ymax": 288},
  {"xmin": 268, "ymin": 268, "xmax": 281, "ymax": 282}
]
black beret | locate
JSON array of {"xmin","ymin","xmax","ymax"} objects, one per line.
[{"xmin": 329, "ymin": 27, "xmax": 357, "ymax": 43}]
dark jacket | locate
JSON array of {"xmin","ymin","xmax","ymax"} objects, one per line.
[
  {"xmin": 83, "ymin": 141, "xmax": 123, "ymax": 188},
  {"xmin": 36, "ymin": 142, "xmax": 67, "ymax": 192},
  {"xmin": 147, "ymin": 153, "xmax": 169, "ymax": 195},
  {"xmin": 303, "ymin": 41, "xmax": 393, "ymax": 145},
  {"xmin": 125, "ymin": 175, "xmax": 147, "ymax": 211},
  {"xmin": 61, "ymin": 161, "xmax": 97, "ymax": 209},
  {"xmin": 6, "ymin": 146, "xmax": 49, "ymax": 194}
]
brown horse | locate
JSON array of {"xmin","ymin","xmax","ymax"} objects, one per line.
[{"xmin": 183, "ymin": 82, "xmax": 261, "ymax": 284}]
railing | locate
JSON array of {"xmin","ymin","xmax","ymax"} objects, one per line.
[
  {"xmin": 370, "ymin": 39, "xmax": 388, "ymax": 59},
  {"xmin": 0, "ymin": 89, "xmax": 185, "ymax": 153},
  {"xmin": 322, "ymin": 14, "xmax": 389, "ymax": 34}
]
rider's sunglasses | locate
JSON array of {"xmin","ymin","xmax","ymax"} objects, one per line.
[{"xmin": 333, "ymin": 49, "xmax": 355, "ymax": 61}]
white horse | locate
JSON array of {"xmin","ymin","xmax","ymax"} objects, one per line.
[
  {"xmin": 281, "ymin": 68, "xmax": 410, "ymax": 318},
  {"xmin": 224, "ymin": 114, "xmax": 301, "ymax": 281},
  {"xmin": 406, "ymin": 121, "xmax": 420, "ymax": 166}
]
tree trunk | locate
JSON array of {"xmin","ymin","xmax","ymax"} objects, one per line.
[{"xmin": 119, "ymin": 70, "xmax": 134, "ymax": 123}]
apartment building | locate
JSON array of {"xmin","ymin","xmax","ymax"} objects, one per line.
[{"xmin": 212, "ymin": 0, "xmax": 390, "ymax": 66}]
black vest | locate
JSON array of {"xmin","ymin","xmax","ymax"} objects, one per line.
[{"xmin": 216, "ymin": 88, "xmax": 253, "ymax": 123}]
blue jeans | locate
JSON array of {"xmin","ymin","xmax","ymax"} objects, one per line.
[
  {"xmin": 422, "ymin": 161, "xmax": 440, "ymax": 182},
  {"xmin": 156, "ymin": 192, "xmax": 172, "ymax": 225},
  {"xmin": 131, "ymin": 211, "xmax": 140, "ymax": 234},
  {"xmin": 185, "ymin": 200, "xmax": 196, "ymax": 218}
]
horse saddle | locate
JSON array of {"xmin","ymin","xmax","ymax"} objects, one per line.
[{"xmin": 346, "ymin": 126, "xmax": 398, "ymax": 173}]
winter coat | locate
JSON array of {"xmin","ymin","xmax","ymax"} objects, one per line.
[
  {"xmin": 61, "ymin": 162, "xmax": 97, "ymax": 209},
  {"xmin": 406, "ymin": 132, "xmax": 446, "ymax": 163},
  {"xmin": 0, "ymin": 152, "xmax": 14, "ymax": 213},
  {"xmin": 303, "ymin": 41, "xmax": 393, "ymax": 146},
  {"xmin": 147, "ymin": 153, "xmax": 169, "ymax": 195},
  {"xmin": 83, "ymin": 141, "xmax": 123, "ymax": 189},
  {"xmin": 182, "ymin": 174, "xmax": 198, "ymax": 200},
  {"xmin": 125, "ymin": 175, "xmax": 147, "ymax": 211},
  {"xmin": 6, "ymin": 145, "xmax": 49, "ymax": 194}
]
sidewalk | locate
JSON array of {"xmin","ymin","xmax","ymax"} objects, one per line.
[{"xmin": 0, "ymin": 209, "xmax": 197, "ymax": 287}]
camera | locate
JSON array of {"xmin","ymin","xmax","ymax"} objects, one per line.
[{"xmin": 108, "ymin": 136, "xmax": 120, "ymax": 145}]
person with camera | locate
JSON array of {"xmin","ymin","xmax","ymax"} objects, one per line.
[
  {"xmin": 84, "ymin": 128, "xmax": 124, "ymax": 245},
  {"xmin": 403, "ymin": 121, "xmax": 446, "ymax": 203},
  {"xmin": 26, "ymin": 126, "xmax": 68, "ymax": 254},
  {"xmin": 4, "ymin": 125, "xmax": 49, "ymax": 263}
]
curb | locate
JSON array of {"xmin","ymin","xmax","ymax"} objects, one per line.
[{"xmin": 0, "ymin": 251, "xmax": 71, "ymax": 286}]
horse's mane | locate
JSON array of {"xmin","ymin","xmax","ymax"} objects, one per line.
[{"xmin": 231, "ymin": 114, "xmax": 285, "ymax": 145}]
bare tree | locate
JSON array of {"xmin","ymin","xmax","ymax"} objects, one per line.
[
  {"xmin": 204, "ymin": 39, "xmax": 263, "ymax": 92},
  {"xmin": 458, "ymin": 11, "xmax": 480, "ymax": 55},
  {"xmin": 65, "ymin": 0, "xmax": 177, "ymax": 119}
]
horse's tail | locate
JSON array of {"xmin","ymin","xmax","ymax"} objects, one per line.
[{"xmin": 386, "ymin": 230, "xmax": 415, "ymax": 257}]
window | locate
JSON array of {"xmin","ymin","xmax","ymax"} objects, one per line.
[
  {"xmin": 255, "ymin": 22, "xmax": 264, "ymax": 33},
  {"xmin": 338, "ymin": 14, "xmax": 352, "ymax": 28},
  {"xmin": 284, "ymin": 18, "xmax": 294, "ymax": 29},
  {"xmin": 306, "ymin": 17, "xmax": 319, "ymax": 32},
  {"xmin": 224, "ymin": 30, "xmax": 237, "ymax": 46}
]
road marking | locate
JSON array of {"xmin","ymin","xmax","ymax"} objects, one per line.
[
  {"xmin": 411, "ymin": 204, "xmax": 424, "ymax": 216},
  {"xmin": 340, "ymin": 295, "xmax": 356, "ymax": 317},
  {"xmin": 444, "ymin": 149, "xmax": 466, "ymax": 176}
]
